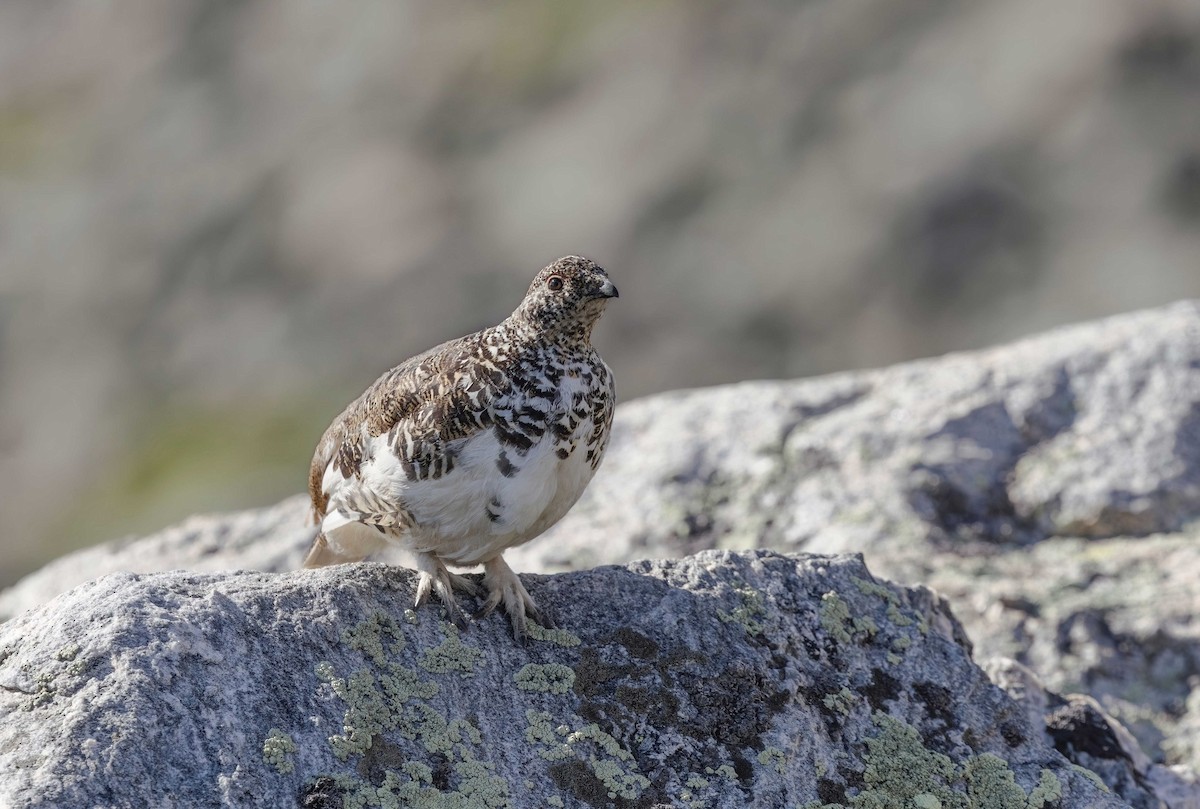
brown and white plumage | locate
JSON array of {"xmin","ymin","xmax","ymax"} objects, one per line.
[{"xmin": 304, "ymin": 256, "xmax": 618, "ymax": 640}]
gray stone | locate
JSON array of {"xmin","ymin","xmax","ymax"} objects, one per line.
[
  {"xmin": 0, "ymin": 551, "xmax": 1126, "ymax": 809},
  {"xmin": 0, "ymin": 496, "xmax": 315, "ymax": 622},
  {"xmin": 986, "ymin": 658, "xmax": 1200, "ymax": 809}
]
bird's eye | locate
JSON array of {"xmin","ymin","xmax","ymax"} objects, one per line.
[{"xmin": 547, "ymin": 276, "xmax": 564, "ymax": 291}]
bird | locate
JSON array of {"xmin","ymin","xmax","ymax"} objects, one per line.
[{"xmin": 303, "ymin": 256, "xmax": 618, "ymax": 641}]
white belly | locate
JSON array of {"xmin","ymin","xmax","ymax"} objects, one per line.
[
  {"xmin": 320, "ymin": 368, "xmax": 606, "ymax": 567},
  {"xmin": 322, "ymin": 425, "xmax": 600, "ymax": 569},
  {"xmin": 401, "ymin": 424, "xmax": 599, "ymax": 566}
]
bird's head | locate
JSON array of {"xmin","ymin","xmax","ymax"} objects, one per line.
[{"xmin": 512, "ymin": 256, "xmax": 618, "ymax": 344}]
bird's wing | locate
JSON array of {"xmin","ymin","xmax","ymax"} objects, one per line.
[
  {"xmin": 307, "ymin": 334, "xmax": 499, "ymax": 524},
  {"xmin": 586, "ymin": 358, "xmax": 617, "ymax": 467}
]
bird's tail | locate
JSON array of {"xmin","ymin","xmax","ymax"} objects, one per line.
[{"xmin": 303, "ymin": 533, "xmax": 343, "ymax": 568}]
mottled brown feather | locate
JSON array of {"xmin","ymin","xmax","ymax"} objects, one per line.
[
  {"xmin": 307, "ymin": 334, "xmax": 495, "ymax": 521},
  {"xmin": 307, "ymin": 256, "xmax": 617, "ymax": 555}
]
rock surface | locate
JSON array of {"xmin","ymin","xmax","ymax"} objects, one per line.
[
  {"xmin": 0, "ymin": 495, "xmax": 316, "ymax": 621},
  {"xmin": 555, "ymin": 298, "xmax": 1200, "ymax": 779},
  {"xmin": 0, "ymin": 551, "xmax": 1126, "ymax": 809}
]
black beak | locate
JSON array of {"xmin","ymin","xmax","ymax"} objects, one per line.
[{"xmin": 598, "ymin": 278, "xmax": 619, "ymax": 298}]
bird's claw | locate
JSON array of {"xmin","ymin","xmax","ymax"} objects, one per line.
[
  {"xmin": 511, "ymin": 613, "xmax": 528, "ymax": 646},
  {"xmin": 446, "ymin": 601, "xmax": 469, "ymax": 632},
  {"xmin": 413, "ymin": 560, "xmax": 474, "ymax": 631},
  {"xmin": 413, "ymin": 572, "xmax": 433, "ymax": 609},
  {"xmin": 447, "ymin": 572, "xmax": 483, "ymax": 598},
  {"xmin": 528, "ymin": 604, "xmax": 557, "ymax": 630},
  {"xmin": 480, "ymin": 556, "xmax": 553, "ymax": 642}
]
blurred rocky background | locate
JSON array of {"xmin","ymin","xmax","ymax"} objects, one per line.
[{"xmin": 2, "ymin": 0, "xmax": 1200, "ymax": 585}]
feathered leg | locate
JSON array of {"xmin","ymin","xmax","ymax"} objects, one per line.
[{"xmin": 412, "ymin": 552, "xmax": 480, "ymax": 630}]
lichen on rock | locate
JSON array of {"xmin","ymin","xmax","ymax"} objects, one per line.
[{"xmin": 0, "ymin": 551, "xmax": 1134, "ymax": 808}]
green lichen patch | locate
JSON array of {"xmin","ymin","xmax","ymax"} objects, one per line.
[
  {"xmin": 55, "ymin": 643, "xmax": 80, "ymax": 662},
  {"xmin": 1070, "ymin": 764, "xmax": 1108, "ymax": 792},
  {"xmin": 262, "ymin": 728, "xmax": 297, "ymax": 774},
  {"xmin": 828, "ymin": 713, "xmax": 1087, "ymax": 809},
  {"xmin": 525, "ymin": 623, "xmax": 581, "ymax": 647},
  {"xmin": 963, "ymin": 754, "xmax": 1026, "ymax": 809},
  {"xmin": 403, "ymin": 761, "xmax": 434, "ymax": 784},
  {"xmin": 887, "ymin": 634, "xmax": 913, "ymax": 666},
  {"xmin": 513, "ymin": 663, "xmax": 576, "ymax": 695},
  {"xmin": 524, "ymin": 710, "xmax": 562, "ymax": 749},
  {"xmin": 23, "ymin": 672, "xmax": 57, "ymax": 710},
  {"xmin": 757, "ymin": 747, "xmax": 787, "ymax": 774},
  {"xmin": 887, "ymin": 603, "xmax": 916, "ymax": 629},
  {"xmin": 419, "ymin": 623, "xmax": 484, "ymax": 675},
  {"xmin": 316, "ymin": 660, "xmax": 336, "ymax": 682},
  {"xmin": 717, "ymin": 584, "xmax": 767, "ymax": 636},
  {"xmin": 850, "ymin": 575, "xmax": 930, "ymax": 640},
  {"xmin": 342, "ymin": 611, "xmax": 406, "ymax": 666},
  {"xmin": 820, "ymin": 592, "xmax": 854, "ymax": 644},
  {"xmin": 316, "ymin": 647, "xmax": 510, "ymax": 807},
  {"xmin": 319, "ymin": 658, "xmax": 440, "ymax": 761},
  {"xmin": 853, "ymin": 615, "xmax": 879, "ymax": 638},
  {"xmin": 822, "ymin": 687, "xmax": 857, "ymax": 716},
  {"xmin": 711, "ymin": 764, "xmax": 738, "ymax": 780},
  {"xmin": 683, "ymin": 772, "xmax": 714, "ymax": 806},
  {"xmin": 525, "ymin": 710, "xmax": 650, "ymax": 800},
  {"xmin": 328, "ymin": 757, "xmax": 511, "ymax": 809},
  {"xmin": 851, "ymin": 713, "xmax": 962, "ymax": 809},
  {"xmin": 853, "ymin": 576, "xmax": 924, "ymax": 630},
  {"xmin": 326, "ymin": 668, "xmax": 405, "ymax": 760},
  {"xmin": 1026, "ymin": 769, "xmax": 1062, "ymax": 808},
  {"xmin": 819, "ymin": 580, "xmax": 927, "ymax": 659},
  {"xmin": 590, "ymin": 755, "xmax": 652, "ymax": 801},
  {"xmin": 852, "ymin": 577, "xmax": 900, "ymax": 605},
  {"xmin": 380, "ymin": 665, "xmax": 441, "ymax": 708}
]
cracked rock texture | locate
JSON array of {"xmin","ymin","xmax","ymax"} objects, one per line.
[
  {"xmin": 0, "ymin": 551, "xmax": 1127, "ymax": 809},
  {"xmin": 3, "ymin": 301, "xmax": 1200, "ymax": 806}
]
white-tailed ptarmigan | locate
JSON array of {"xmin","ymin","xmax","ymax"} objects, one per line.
[{"xmin": 303, "ymin": 256, "xmax": 617, "ymax": 641}]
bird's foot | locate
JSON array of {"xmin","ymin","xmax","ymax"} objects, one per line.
[
  {"xmin": 475, "ymin": 556, "xmax": 555, "ymax": 644},
  {"xmin": 447, "ymin": 571, "xmax": 483, "ymax": 598},
  {"xmin": 412, "ymin": 554, "xmax": 474, "ymax": 631}
]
